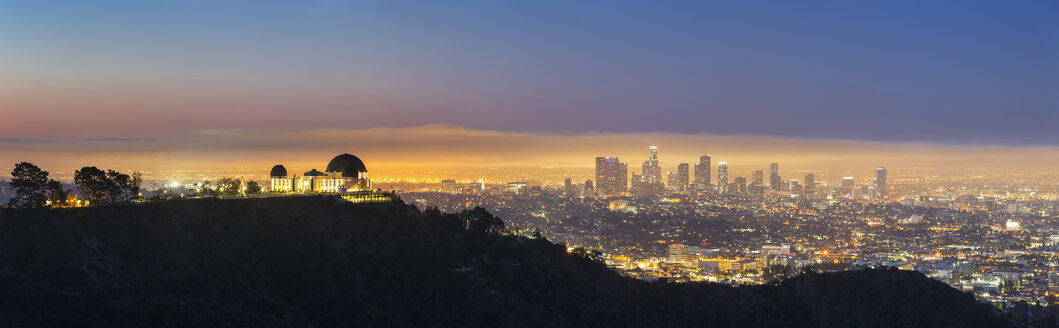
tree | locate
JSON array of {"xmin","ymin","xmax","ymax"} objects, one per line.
[
  {"xmin": 217, "ymin": 177, "xmax": 242, "ymax": 195},
  {"xmin": 74, "ymin": 167, "xmax": 109, "ymax": 205},
  {"xmin": 245, "ymin": 181, "xmax": 262, "ymax": 194},
  {"xmin": 8, "ymin": 162, "xmax": 50, "ymax": 208},
  {"xmin": 460, "ymin": 207, "xmax": 505, "ymax": 234},
  {"xmin": 46, "ymin": 180, "xmax": 72, "ymax": 207},
  {"xmin": 127, "ymin": 171, "xmax": 142, "ymax": 199},
  {"xmin": 74, "ymin": 167, "xmax": 142, "ymax": 205}
]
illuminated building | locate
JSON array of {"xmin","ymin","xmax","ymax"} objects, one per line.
[
  {"xmin": 718, "ymin": 162, "xmax": 729, "ymax": 194},
  {"xmin": 269, "ymin": 153, "xmax": 371, "ymax": 193},
  {"xmin": 1006, "ymin": 220, "xmax": 1020, "ymax": 231},
  {"xmin": 693, "ymin": 155, "xmax": 711, "ymax": 191},
  {"xmin": 595, "ymin": 157, "xmax": 628, "ymax": 196},
  {"xmin": 668, "ymin": 163, "xmax": 690, "ymax": 194},
  {"xmin": 769, "ymin": 163, "xmax": 781, "ymax": 191},
  {"xmin": 749, "ymin": 170, "xmax": 765, "ymax": 194},
  {"xmin": 584, "ymin": 180, "xmax": 595, "ymax": 198},
  {"xmin": 667, "ymin": 171, "xmax": 681, "ymax": 193},
  {"xmin": 732, "ymin": 176, "xmax": 747, "ymax": 194},
  {"xmin": 842, "ymin": 176, "xmax": 855, "ymax": 197},
  {"xmin": 638, "ymin": 146, "xmax": 664, "ymax": 194},
  {"xmin": 507, "ymin": 182, "xmax": 528, "ymax": 194},
  {"xmin": 564, "ymin": 178, "xmax": 574, "ymax": 198},
  {"xmin": 761, "ymin": 245, "xmax": 792, "ymax": 255},
  {"xmin": 875, "ymin": 167, "xmax": 888, "ymax": 198},
  {"xmin": 804, "ymin": 174, "xmax": 815, "ymax": 195},
  {"xmin": 441, "ymin": 179, "xmax": 457, "ymax": 193},
  {"xmin": 644, "ymin": 146, "xmax": 661, "ymax": 182},
  {"xmin": 668, "ymin": 244, "xmax": 689, "ymax": 263},
  {"xmin": 631, "ymin": 173, "xmax": 663, "ymax": 196}
]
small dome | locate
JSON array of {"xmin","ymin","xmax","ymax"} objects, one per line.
[
  {"xmin": 270, "ymin": 165, "xmax": 287, "ymax": 177},
  {"xmin": 303, "ymin": 169, "xmax": 327, "ymax": 177},
  {"xmin": 326, "ymin": 153, "xmax": 367, "ymax": 173}
]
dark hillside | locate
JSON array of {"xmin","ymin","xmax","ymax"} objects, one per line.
[{"xmin": 0, "ymin": 197, "xmax": 1012, "ymax": 327}]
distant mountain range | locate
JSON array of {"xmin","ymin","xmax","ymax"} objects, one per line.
[{"xmin": 0, "ymin": 197, "xmax": 1014, "ymax": 327}]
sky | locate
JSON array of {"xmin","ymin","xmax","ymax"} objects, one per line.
[{"xmin": 0, "ymin": 1, "xmax": 1057, "ymax": 176}]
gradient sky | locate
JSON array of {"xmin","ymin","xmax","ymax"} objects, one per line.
[{"xmin": 1, "ymin": 0, "xmax": 1057, "ymax": 145}]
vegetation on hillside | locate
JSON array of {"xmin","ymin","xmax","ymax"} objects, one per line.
[{"xmin": 0, "ymin": 197, "xmax": 1014, "ymax": 327}]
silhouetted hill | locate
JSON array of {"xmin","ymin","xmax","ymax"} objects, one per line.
[{"xmin": 0, "ymin": 197, "xmax": 1012, "ymax": 327}]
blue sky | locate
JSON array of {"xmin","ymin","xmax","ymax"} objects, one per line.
[{"xmin": 1, "ymin": 0, "xmax": 1056, "ymax": 145}]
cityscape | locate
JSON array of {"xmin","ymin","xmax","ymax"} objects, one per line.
[
  {"xmin": 1, "ymin": 0, "xmax": 1056, "ymax": 326},
  {"xmin": 393, "ymin": 147, "xmax": 1059, "ymax": 309},
  {"xmin": 6, "ymin": 144, "xmax": 1055, "ymax": 313}
]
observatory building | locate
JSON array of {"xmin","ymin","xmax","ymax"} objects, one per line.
[{"xmin": 269, "ymin": 153, "xmax": 371, "ymax": 193}]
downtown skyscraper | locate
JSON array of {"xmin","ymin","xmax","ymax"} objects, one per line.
[
  {"xmin": 749, "ymin": 170, "xmax": 765, "ymax": 194},
  {"xmin": 595, "ymin": 157, "xmax": 628, "ymax": 196},
  {"xmin": 668, "ymin": 163, "xmax": 690, "ymax": 194},
  {"xmin": 718, "ymin": 162, "xmax": 729, "ymax": 194},
  {"xmin": 693, "ymin": 155, "xmax": 711, "ymax": 192},
  {"xmin": 875, "ymin": 167, "xmax": 888, "ymax": 198},
  {"xmin": 769, "ymin": 163, "xmax": 781, "ymax": 191},
  {"xmin": 642, "ymin": 146, "xmax": 662, "ymax": 184},
  {"xmin": 634, "ymin": 146, "xmax": 665, "ymax": 196}
]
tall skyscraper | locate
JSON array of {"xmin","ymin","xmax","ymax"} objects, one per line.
[
  {"xmin": 718, "ymin": 162, "xmax": 729, "ymax": 194},
  {"xmin": 769, "ymin": 163, "xmax": 781, "ymax": 191},
  {"xmin": 595, "ymin": 157, "xmax": 628, "ymax": 196},
  {"xmin": 842, "ymin": 176, "xmax": 855, "ymax": 198},
  {"xmin": 875, "ymin": 167, "xmax": 888, "ymax": 198},
  {"xmin": 804, "ymin": 173, "xmax": 815, "ymax": 195},
  {"xmin": 732, "ymin": 177, "xmax": 747, "ymax": 194},
  {"xmin": 675, "ymin": 163, "xmax": 689, "ymax": 193},
  {"xmin": 635, "ymin": 146, "xmax": 664, "ymax": 195},
  {"xmin": 564, "ymin": 178, "xmax": 574, "ymax": 198},
  {"xmin": 642, "ymin": 146, "xmax": 662, "ymax": 184},
  {"xmin": 693, "ymin": 155, "xmax": 711, "ymax": 191},
  {"xmin": 749, "ymin": 170, "xmax": 765, "ymax": 194},
  {"xmin": 584, "ymin": 180, "xmax": 595, "ymax": 198},
  {"xmin": 667, "ymin": 171, "xmax": 681, "ymax": 193}
]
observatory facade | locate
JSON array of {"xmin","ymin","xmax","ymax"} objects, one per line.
[{"xmin": 269, "ymin": 153, "xmax": 371, "ymax": 193}]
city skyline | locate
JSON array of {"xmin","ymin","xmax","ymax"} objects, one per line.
[{"xmin": 0, "ymin": 124, "xmax": 1056, "ymax": 180}]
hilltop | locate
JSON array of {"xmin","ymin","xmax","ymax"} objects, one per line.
[{"xmin": 0, "ymin": 197, "xmax": 1012, "ymax": 327}]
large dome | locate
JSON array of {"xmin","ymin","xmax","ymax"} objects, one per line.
[
  {"xmin": 341, "ymin": 165, "xmax": 361, "ymax": 178},
  {"xmin": 326, "ymin": 153, "xmax": 367, "ymax": 173},
  {"xmin": 270, "ymin": 165, "xmax": 287, "ymax": 177}
]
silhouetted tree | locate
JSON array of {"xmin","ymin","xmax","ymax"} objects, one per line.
[
  {"xmin": 245, "ymin": 181, "xmax": 262, "ymax": 194},
  {"xmin": 461, "ymin": 207, "xmax": 505, "ymax": 234},
  {"xmin": 8, "ymin": 162, "xmax": 50, "ymax": 208},
  {"xmin": 217, "ymin": 177, "xmax": 242, "ymax": 195},
  {"xmin": 74, "ymin": 167, "xmax": 141, "ymax": 205},
  {"xmin": 74, "ymin": 166, "xmax": 109, "ymax": 205},
  {"xmin": 105, "ymin": 170, "xmax": 132, "ymax": 201},
  {"xmin": 46, "ymin": 180, "xmax": 72, "ymax": 207}
]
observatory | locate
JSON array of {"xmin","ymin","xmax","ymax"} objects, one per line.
[{"xmin": 269, "ymin": 153, "xmax": 371, "ymax": 193}]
